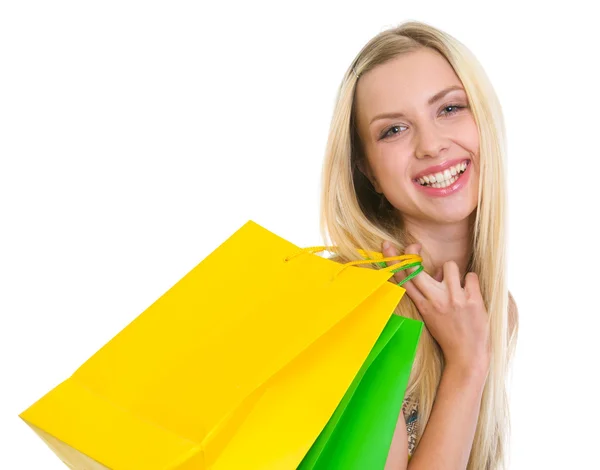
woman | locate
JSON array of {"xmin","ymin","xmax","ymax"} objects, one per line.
[{"xmin": 319, "ymin": 21, "xmax": 519, "ymax": 469}]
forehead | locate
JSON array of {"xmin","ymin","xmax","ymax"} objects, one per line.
[{"xmin": 355, "ymin": 48, "xmax": 463, "ymax": 122}]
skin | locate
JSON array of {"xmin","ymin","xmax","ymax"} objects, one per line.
[
  {"xmin": 353, "ymin": 47, "xmax": 493, "ymax": 469},
  {"xmin": 355, "ymin": 46, "xmax": 481, "ymax": 283}
]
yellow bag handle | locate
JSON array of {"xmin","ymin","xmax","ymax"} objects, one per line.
[{"xmin": 284, "ymin": 246, "xmax": 423, "ymax": 286}]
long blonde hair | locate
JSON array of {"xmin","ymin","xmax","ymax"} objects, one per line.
[{"xmin": 319, "ymin": 20, "xmax": 518, "ymax": 470}]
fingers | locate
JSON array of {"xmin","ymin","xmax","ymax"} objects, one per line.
[
  {"xmin": 382, "ymin": 242, "xmax": 417, "ymax": 284},
  {"xmin": 382, "ymin": 241, "xmax": 426, "ymax": 304},
  {"xmin": 397, "ymin": 243, "xmax": 442, "ymax": 300},
  {"xmin": 381, "ymin": 241, "xmax": 403, "ymax": 282},
  {"xmin": 442, "ymin": 261, "xmax": 462, "ymax": 294},
  {"xmin": 464, "ymin": 272, "xmax": 481, "ymax": 300},
  {"xmin": 392, "ymin": 242, "xmax": 421, "ymax": 283}
]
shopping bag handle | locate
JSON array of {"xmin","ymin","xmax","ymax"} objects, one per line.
[{"xmin": 284, "ymin": 246, "xmax": 423, "ymax": 286}]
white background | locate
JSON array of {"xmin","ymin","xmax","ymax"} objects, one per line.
[{"xmin": 1, "ymin": 1, "xmax": 599, "ymax": 468}]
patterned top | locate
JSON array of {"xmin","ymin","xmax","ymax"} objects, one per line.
[{"xmin": 402, "ymin": 398, "xmax": 419, "ymax": 457}]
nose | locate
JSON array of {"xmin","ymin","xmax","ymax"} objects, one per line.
[{"xmin": 414, "ymin": 120, "xmax": 450, "ymax": 160}]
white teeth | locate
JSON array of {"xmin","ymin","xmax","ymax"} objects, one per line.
[
  {"xmin": 416, "ymin": 161, "xmax": 468, "ymax": 187},
  {"xmin": 424, "ymin": 174, "xmax": 458, "ymax": 189}
]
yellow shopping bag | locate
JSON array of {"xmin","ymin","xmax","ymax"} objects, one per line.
[{"xmin": 20, "ymin": 220, "xmax": 421, "ymax": 469}]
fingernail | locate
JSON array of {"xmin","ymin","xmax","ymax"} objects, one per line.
[{"xmin": 383, "ymin": 241, "xmax": 390, "ymax": 250}]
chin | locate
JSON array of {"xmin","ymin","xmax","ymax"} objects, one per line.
[{"xmin": 427, "ymin": 206, "xmax": 477, "ymax": 224}]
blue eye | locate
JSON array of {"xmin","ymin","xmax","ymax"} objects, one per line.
[{"xmin": 379, "ymin": 104, "xmax": 467, "ymax": 141}]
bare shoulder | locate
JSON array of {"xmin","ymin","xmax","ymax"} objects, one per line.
[
  {"xmin": 508, "ymin": 290, "xmax": 519, "ymax": 337},
  {"xmin": 508, "ymin": 291, "xmax": 518, "ymax": 316}
]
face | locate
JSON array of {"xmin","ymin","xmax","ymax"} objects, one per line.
[{"xmin": 354, "ymin": 47, "xmax": 480, "ymax": 225}]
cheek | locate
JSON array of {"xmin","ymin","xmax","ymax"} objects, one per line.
[
  {"xmin": 462, "ymin": 118, "xmax": 480, "ymax": 157},
  {"xmin": 376, "ymin": 158, "xmax": 411, "ymax": 192}
]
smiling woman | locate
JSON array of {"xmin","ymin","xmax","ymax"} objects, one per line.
[
  {"xmin": 319, "ymin": 20, "xmax": 518, "ymax": 470},
  {"xmin": 354, "ymin": 47, "xmax": 481, "ymax": 226}
]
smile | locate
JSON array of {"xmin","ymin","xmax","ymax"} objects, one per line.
[
  {"xmin": 415, "ymin": 160, "xmax": 470, "ymax": 188},
  {"xmin": 412, "ymin": 159, "xmax": 471, "ymax": 197}
]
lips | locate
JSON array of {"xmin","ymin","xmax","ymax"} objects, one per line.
[
  {"xmin": 413, "ymin": 158, "xmax": 470, "ymax": 181},
  {"xmin": 412, "ymin": 159, "xmax": 472, "ymax": 197}
]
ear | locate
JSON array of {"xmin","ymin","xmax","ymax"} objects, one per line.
[{"xmin": 356, "ymin": 158, "xmax": 383, "ymax": 193}]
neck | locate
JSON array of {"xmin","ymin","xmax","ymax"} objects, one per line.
[{"xmin": 401, "ymin": 212, "xmax": 475, "ymax": 282}]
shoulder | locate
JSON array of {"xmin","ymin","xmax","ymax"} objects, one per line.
[
  {"xmin": 508, "ymin": 291, "xmax": 518, "ymax": 318},
  {"xmin": 508, "ymin": 290, "xmax": 519, "ymax": 338}
]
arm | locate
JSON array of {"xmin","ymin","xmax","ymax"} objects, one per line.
[
  {"xmin": 381, "ymin": 242, "xmax": 495, "ymax": 470},
  {"xmin": 400, "ymin": 289, "xmax": 516, "ymax": 470},
  {"xmin": 407, "ymin": 363, "xmax": 488, "ymax": 470}
]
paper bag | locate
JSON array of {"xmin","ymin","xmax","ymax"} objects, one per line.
[{"xmin": 20, "ymin": 220, "xmax": 421, "ymax": 469}]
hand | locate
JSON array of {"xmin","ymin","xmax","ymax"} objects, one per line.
[{"xmin": 382, "ymin": 241, "xmax": 491, "ymax": 373}]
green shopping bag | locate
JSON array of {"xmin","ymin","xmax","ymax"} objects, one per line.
[{"xmin": 299, "ymin": 312, "xmax": 423, "ymax": 469}]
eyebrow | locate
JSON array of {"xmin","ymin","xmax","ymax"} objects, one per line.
[{"xmin": 369, "ymin": 85, "xmax": 465, "ymax": 125}]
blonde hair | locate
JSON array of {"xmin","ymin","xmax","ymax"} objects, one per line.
[{"xmin": 319, "ymin": 20, "xmax": 519, "ymax": 470}]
